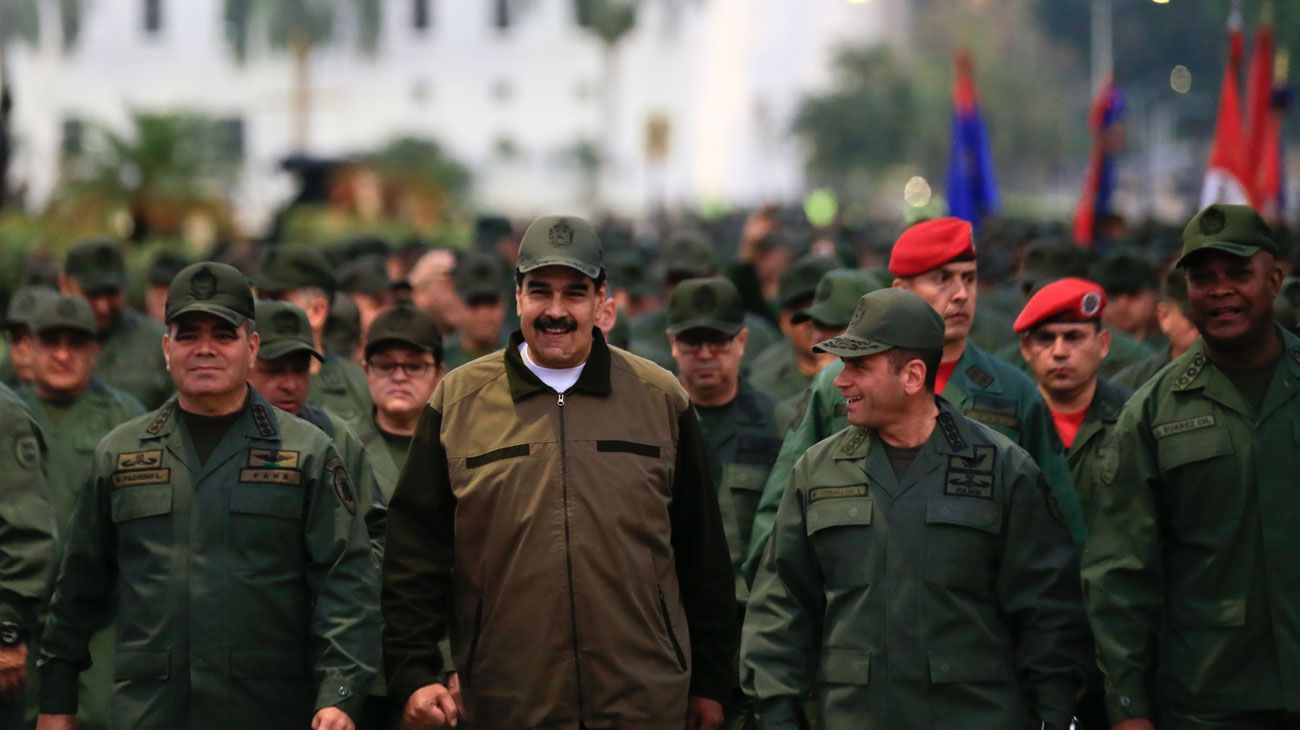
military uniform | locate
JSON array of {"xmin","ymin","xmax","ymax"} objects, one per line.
[
  {"xmin": 94, "ymin": 309, "xmax": 173, "ymax": 409},
  {"xmin": 0, "ymin": 383, "xmax": 57, "ymax": 727},
  {"xmin": 309, "ymin": 353, "xmax": 374, "ymax": 421},
  {"xmin": 1111, "ymin": 347, "xmax": 1171, "ymax": 390},
  {"xmin": 747, "ymin": 256, "xmax": 840, "ymax": 402},
  {"xmin": 1, "ymin": 286, "xmax": 59, "ymax": 387}
]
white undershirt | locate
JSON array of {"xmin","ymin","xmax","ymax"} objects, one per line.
[{"xmin": 519, "ymin": 342, "xmax": 585, "ymax": 394}]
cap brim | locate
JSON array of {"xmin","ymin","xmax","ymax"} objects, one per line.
[
  {"xmin": 364, "ymin": 336, "xmax": 435, "ymax": 358},
  {"xmin": 258, "ymin": 339, "xmax": 324, "ymax": 362},
  {"xmin": 665, "ymin": 320, "xmax": 744, "ymax": 337},
  {"xmin": 75, "ymin": 275, "xmax": 125, "ymax": 294},
  {"xmin": 167, "ymin": 303, "xmax": 249, "ymax": 327},
  {"xmin": 812, "ymin": 335, "xmax": 893, "ymax": 358},
  {"xmin": 33, "ymin": 323, "xmax": 96, "ymax": 338},
  {"xmin": 517, "ymin": 259, "xmax": 603, "ymax": 280},
  {"xmin": 792, "ymin": 304, "xmax": 848, "ymax": 329},
  {"xmin": 1175, "ymin": 242, "xmax": 1266, "ymax": 268}
]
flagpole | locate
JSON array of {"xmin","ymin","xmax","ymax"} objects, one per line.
[{"xmin": 1091, "ymin": 0, "xmax": 1113, "ymax": 96}]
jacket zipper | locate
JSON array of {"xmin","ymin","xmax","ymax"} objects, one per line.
[
  {"xmin": 657, "ymin": 587, "xmax": 688, "ymax": 672},
  {"xmin": 557, "ymin": 391, "xmax": 587, "ymax": 717}
]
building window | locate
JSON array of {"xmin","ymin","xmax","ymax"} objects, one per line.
[
  {"xmin": 493, "ymin": 0, "xmax": 511, "ymax": 31},
  {"xmin": 143, "ymin": 0, "xmax": 163, "ymax": 34},
  {"xmin": 413, "ymin": 0, "xmax": 432, "ymax": 31},
  {"xmin": 61, "ymin": 119, "xmax": 84, "ymax": 159}
]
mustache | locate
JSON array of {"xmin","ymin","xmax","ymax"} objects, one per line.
[{"xmin": 534, "ymin": 315, "xmax": 578, "ymax": 333}]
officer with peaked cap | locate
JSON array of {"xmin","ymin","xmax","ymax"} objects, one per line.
[
  {"xmin": 37, "ymin": 262, "xmax": 379, "ymax": 730},
  {"xmin": 742, "ymin": 288, "xmax": 1088, "ymax": 729},
  {"xmin": 1082, "ymin": 204, "xmax": 1300, "ymax": 729}
]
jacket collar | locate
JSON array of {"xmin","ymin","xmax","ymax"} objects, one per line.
[
  {"xmin": 1172, "ymin": 328, "xmax": 1300, "ymax": 420},
  {"xmin": 832, "ymin": 397, "xmax": 974, "ymax": 461},
  {"xmin": 505, "ymin": 328, "xmax": 613, "ymax": 402}
]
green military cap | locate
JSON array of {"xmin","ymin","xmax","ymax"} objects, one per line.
[
  {"xmin": 255, "ymin": 244, "xmax": 338, "ymax": 294},
  {"xmin": 4, "ymin": 286, "xmax": 59, "ymax": 329},
  {"xmin": 474, "ymin": 214, "xmax": 514, "ymax": 246},
  {"xmin": 778, "ymin": 254, "xmax": 839, "ymax": 309},
  {"xmin": 1177, "ymin": 203, "xmax": 1277, "ymax": 267},
  {"xmin": 813, "ymin": 288, "xmax": 944, "ymax": 358},
  {"xmin": 365, "ymin": 304, "xmax": 442, "ymax": 361},
  {"xmin": 147, "ymin": 250, "xmax": 192, "ymax": 287},
  {"xmin": 64, "ymin": 238, "xmax": 127, "ymax": 294},
  {"xmin": 339, "ymin": 234, "xmax": 392, "ymax": 263},
  {"xmin": 1089, "ymin": 246, "xmax": 1158, "ymax": 294},
  {"xmin": 666, "ymin": 277, "xmax": 744, "ymax": 336},
  {"xmin": 30, "ymin": 295, "xmax": 96, "ymax": 337},
  {"xmin": 1020, "ymin": 238, "xmax": 1093, "ymax": 295},
  {"xmin": 793, "ymin": 269, "xmax": 887, "ymax": 329},
  {"xmin": 605, "ymin": 250, "xmax": 656, "ymax": 299},
  {"xmin": 516, "ymin": 215, "xmax": 604, "ymax": 280},
  {"xmin": 455, "ymin": 252, "xmax": 509, "ymax": 302},
  {"xmin": 254, "ymin": 300, "xmax": 323, "ymax": 362},
  {"xmin": 663, "ymin": 230, "xmax": 716, "ymax": 278},
  {"xmin": 166, "ymin": 262, "xmax": 256, "ymax": 326},
  {"xmin": 338, "ymin": 255, "xmax": 391, "ymax": 294}
]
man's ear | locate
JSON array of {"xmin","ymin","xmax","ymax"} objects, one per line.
[
  {"xmin": 906, "ymin": 358, "xmax": 928, "ymax": 395},
  {"xmin": 1097, "ymin": 328, "xmax": 1111, "ymax": 360}
]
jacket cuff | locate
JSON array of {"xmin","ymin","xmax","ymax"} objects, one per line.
[
  {"xmin": 1031, "ymin": 680, "xmax": 1078, "ymax": 725},
  {"xmin": 314, "ymin": 676, "xmax": 366, "ymax": 720},
  {"xmin": 753, "ymin": 697, "xmax": 803, "ymax": 729},
  {"xmin": 689, "ymin": 655, "xmax": 735, "ymax": 705},
  {"xmin": 38, "ymin": 658, "xmax": 81, "ymax": 715},
  {"xmin": 1104, "ymin": 684, "xmax": 1151, "ymax": 722}
]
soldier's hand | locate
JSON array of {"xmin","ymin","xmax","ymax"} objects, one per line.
[
  {"xmin": 739, "ymin": 205, "xmax": 779, "ymax": 263},
  {"xmin": 684, "ymin": 696, "xmax": 724, "ymax": 730},
  {"xmin": 310, "ymin": 707, "xmax": 354, "ymax": 730},
  {"xmin": 0, "ymin": 644, "xmax": 28, "ymax": 698},
  {"xmin": 1112, "ymin": 720, "xmax": 1155, "ymax": 730},
  {"xmin": 403, "ymin": 680, "xmax": 463, "ymax": 729},
  {"xmin": 35, "ymin": 715, "xmax": 79, "ymax": 730}
]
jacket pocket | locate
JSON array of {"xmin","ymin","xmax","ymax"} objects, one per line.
[
  {"xmin": 115, "ymin": 649, "xmax": 170, "ymax": 681},
  {"xmin": 1156, "ymin": 426, "xmax": 1233, "ymax": 474},
  {"xmin": 928, "ymin": 652, "xmax": 1008, "ymax": 684},
  {"xmin": 230, "ymin": 485, "xmax": 303, "ymax": 520},
  {"xmin": 230, "ymin": 648, "xmax": 306, "ymax": 678},
  {"xmin": 596, "ymin": 440, "xmax": 661, "ymax": 458},
  {"xmin": 466, "ymin": 444, "xmax": 530, "ymax": 469},
  {"xmin": 924, "ymin": 499, "xmax": 1002, "ymax": 589},
  {"xmin": 805, "ymin": 495, "xmax": 873, "ymax": 588},
  {"xmin": 110, "ymin": 485, "xmax": 172, "ymax": 523},
  {"xmin": 656, "ymin": 586, "xmax": 688, "ymax": 672},
  {"xmin": 817, "ymin": 649, "xmax": 870, "ymax": 685}
]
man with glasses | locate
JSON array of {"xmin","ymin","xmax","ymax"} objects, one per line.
[{"xmin": 356, "ymin": 305, "xmax": 445, "ymax": 472}]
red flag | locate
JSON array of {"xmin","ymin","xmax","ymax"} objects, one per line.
[
  {"xmin": 1244, "ymin": 20, "xmax": 1275, "ymax": 209},
  {"xmin": 1202, "ymin": 11, "xmax": 1250, "ymax": 207},
  {"xmin": 1073, "ymin": 81, "xmax": 1125, "ymax": 246}
]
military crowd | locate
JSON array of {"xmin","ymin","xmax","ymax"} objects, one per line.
[{"xmin": 0, "ymin": 200, "xmax": 1297, "ymax": 730}]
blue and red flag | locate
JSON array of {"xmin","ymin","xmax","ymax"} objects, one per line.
[
  {"xmin": 946, "ymin": 51, "xmax": 1000, "ymax": 226},
  {"xmin": 1201, "ymin": 9, "xmax": 1250, "ymax": 207},
  {"xmin": 1073, "ymin": 81, "xmax": 1125, "ymax": 247}
]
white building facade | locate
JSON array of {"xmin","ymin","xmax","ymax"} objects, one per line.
[{"xmin": 8, "ymin": 0, "xmax": 907, "ymax": 229}]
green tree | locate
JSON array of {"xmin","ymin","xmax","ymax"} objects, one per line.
[
  {"xmin": 223, "ymin": 0, "xmax": 383, "ymax": 152},
  {"xmin": 368, "ymin": 136, "xmax": 473, "ymax": 206}
]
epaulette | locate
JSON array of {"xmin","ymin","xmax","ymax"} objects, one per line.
[
  {"xmin": 251, "ymin": 404, "xmax": 275, "ymax": 438},
  {"xmin": 937, "ymin": 411, "xmax": 967, "ymax": 451},
  {"xmin": 145, "ymin": 402, "xmax": 174, "ymax": 436},
  {"xmin": 839, "ymin": 427, "xmax": 868, "ymax": 456},
  {"xmin": 1174, "ymin": 352, "xmax": 1207, "ymax": 390}
]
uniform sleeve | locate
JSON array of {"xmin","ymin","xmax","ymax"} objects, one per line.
[
  {"xmin": 0, "ymin": 416, "xmax": 56, "ymax": 633},
  {"xmin": 304, "ymin": 442, "xmax": 381, "ymax": 720},
  {"xmin": 38, "ymin": 449, "xmax": 116, "ymax": 714},
  {"xmin": 742, "ymin": 365, "xmax": 837, "ymax": 582},
  {"xmin": 996, "ymin": 455, "xmax": 1092, "ymax": 725},
  {"xmin": 381, "ymin": 405, "xmax": 455, "ymax": 705},
  {"xmin": 333, "ymin": 420, "xmax": 391, "ymax": 570},
  {"xmin": 1079, "ymin": 408, "xmax": 1163, "ymax": 722},
  {"xmin": 740, "ymin": 454, "xmax": 822, "ymax": 728},
  {"xmin": 1016, "ymin": 387, "xmax": 1089, "ymax": 547},
  {"xmin": 670, "ymin": 406, "xmax": 739, "ymax": 703}
]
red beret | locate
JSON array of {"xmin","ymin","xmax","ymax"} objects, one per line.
[
  {"xmin": 888, "ymin": 218, "xmax": 976, "ymax": 277},
  {"xmin": 1013, "ymin": 277, "xmax": 1107, "ymax": 333}
]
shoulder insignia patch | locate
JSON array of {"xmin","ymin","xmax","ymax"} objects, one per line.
[
  {"xmin": 936, "ymin": 411, "xmax": 967, "ymax": 451},
  {"xmin": 327, "ymin": 457, "xmax": 357, "ymax": 515},
  {"xmin": 14, "ymin": 433, "xmax": 40, "ymax": 470},
  {"xmin": 250, "ymin": 405, "xmax": 275, "ymax": 438},
  {"xmin": 839, "ymin": 427, "xmax": 868, "ymax": 456},
  {"xmin": 145, "ymin": 403, "xmax": 174, "ymax": 436},
  {"xmin": 1290, "ymin": 346, "xmax": 1300, "ymax": 367},
  {"xmin": 965, "ymin": 365, "xmax": 995, "ymax": 389},
  {"xmin": 1174, "ymin": 353, "xmax": 1207, "ymax": 389},
  {"xmin": 249, "ymin": 449, "xmax": 300, "ymax": 469},
  {"xmin": 808, "ymin": 485, "xmax": 867, "ymax": 503},
  {"xmin": 112, "ymin": 468, "xmax": 170, "ymax": 488},
  {"xmin": 944, "ymin": 445, "xmax": 995, "ymax": 499},
  {"xmin": 1151, "ymin": 414, "xmax": 1216, "ymax": 439},
  {"xmin": 1099, "ymin": 439, "xmax": 1119, "ymax": 486},
  {"xmin": 117, "ymin": 450, "xmax": 163, "ymax": 471},
  {"xmin": 789, "ymin": 390, "xmax": 811, "ymax": 432}
]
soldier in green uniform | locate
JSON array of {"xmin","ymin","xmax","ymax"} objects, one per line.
[
  {"xmin": 1089, "ymin": 246, "xmax": 1164, "ymax": 349},
  {"xmin": 1, "ymin": 286, "xmax": 58, "ymax": 387},
  {"xmin": 1082, "ymin": 204, "xmax": 1300, "ymax": 729},
  {"xmin": 17, "ymin": 295, "xmax": 146, "ymax": 729},
  {"xmin": 352, "ymin": 306, "xmax": 445, "ymax": 473},
  {"xmin": 743, "ymin": 218, "xmax": 1087, "ymax": 584},
  {"xmin": 0, "ymin": 383, "xmax": 57, "ymax": 728},
  {"xmin": 36, "ymin": 262, "xmax": 379, "ymax": 730},
  {"xmin": 60, "ymin": 239, "xmax": 172, "ymax": 409},
  {"xmin": 1112, "ymin": 268, "xmax": 1200, "ymax": 390},
  {"xmin": 741, "ymin": 288, "xmax": 1089, "ymax": 729},
  {"xmin": 338, "ymin": 255, "xmax": 395, "ymax": 346},
  {"xmin": 748, "ymin": 255, "xmax": 839, "ymax": 403},
  {"xmin": 256, "ymin": 244, "xmax": 375, "ymax": 422},
  {"xmin": 442, "ymin": 252, "xmax": 509, "ymax": 370}
]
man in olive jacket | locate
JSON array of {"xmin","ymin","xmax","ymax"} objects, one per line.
[
  {"xmin": 36, "ymin": 262, "xmax": 379, "ymax": 730},
  {"xmin": 1082, "ymin": 204, "xmax": 1300, "ymax": 728},
  {"xmin": 383, "ymin": 215, "xmax": 736, "ymax": 730},
  {"xmin": 742, "ymin": 289, "xmax": 1089, "ymax": 729}
]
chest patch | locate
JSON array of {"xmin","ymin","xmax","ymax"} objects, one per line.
[
  {"xmin": 964, "ymin": 397, "xmax": 1020, "ymax": 430},
  {"xmin": 808, "ymin": 485, "xmax": 867, "ymax": 503},
  {"xmin": 249, "ymin": 449, "xmax": 301, "ymax": 469},
  {"xmin": 238, "ymin": 468, "xmax": 303, "ymax": 486},
  {"xmin": 1152, "ymin": 415, "xmax": 1216, "ymax": 439},
  {"xmin": 116, "ymin": 450, "xmax": 163, "ymax": 471},
  {"xmin": 111, "ymin": 468, "xmax": 170, "ymax": 488},
  {"xmin": 944, "ymin": 446, "xmax": 996, "ymax": 499}
]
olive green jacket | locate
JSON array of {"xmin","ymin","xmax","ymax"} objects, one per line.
[
  {"xmin": 308, "ymin": 352, "xmax": 373, "ymax": 422},
  {"xmin": 1081, "ymin": 331, "xmax": 1300, "ymax": 721},
  {"xmin": 747, "ymin": 340, "xmax": 813, "ymax": 403},
  {"xmin": 1111, "ymin": 347, "xmax": 1172, "ymax": 391},
  {"xmin": 95, "ymin": 309, "xmax": 172, "ymax": 410},
  {"xmin": 743, "ymin": 343, "xmax": 1086, "ymax": 583},
  {"xmin": 38, "ymin": 388, "xmax": 380, "ymax": 728},
  {"xmin": 1061, "ymin": 377, "xmax": 1130, "ymax": 512},
  {"xmin": 0, "ymin": 383, "xmax": 56, "ymax": 632},
  {"xmin": 382, "ymin": 330, "xmax": 737, "ymax": 729},
  {"xmin": 741, "ymin": 400, "xmax": 1089, "ymax": 728}
]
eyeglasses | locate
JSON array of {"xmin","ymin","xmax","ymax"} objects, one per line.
[
  {"xmin": 366, "ymin": 360, "xmax": 436, "ymax": 378},
  {"xmin": 673, "ymin": 335, "xmax": 735, "ymax": 355}
]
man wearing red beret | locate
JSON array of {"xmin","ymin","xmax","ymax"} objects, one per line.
[{"xmin": 743, "ymin": 218, "xmax": 1088, "ymax": 583}]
